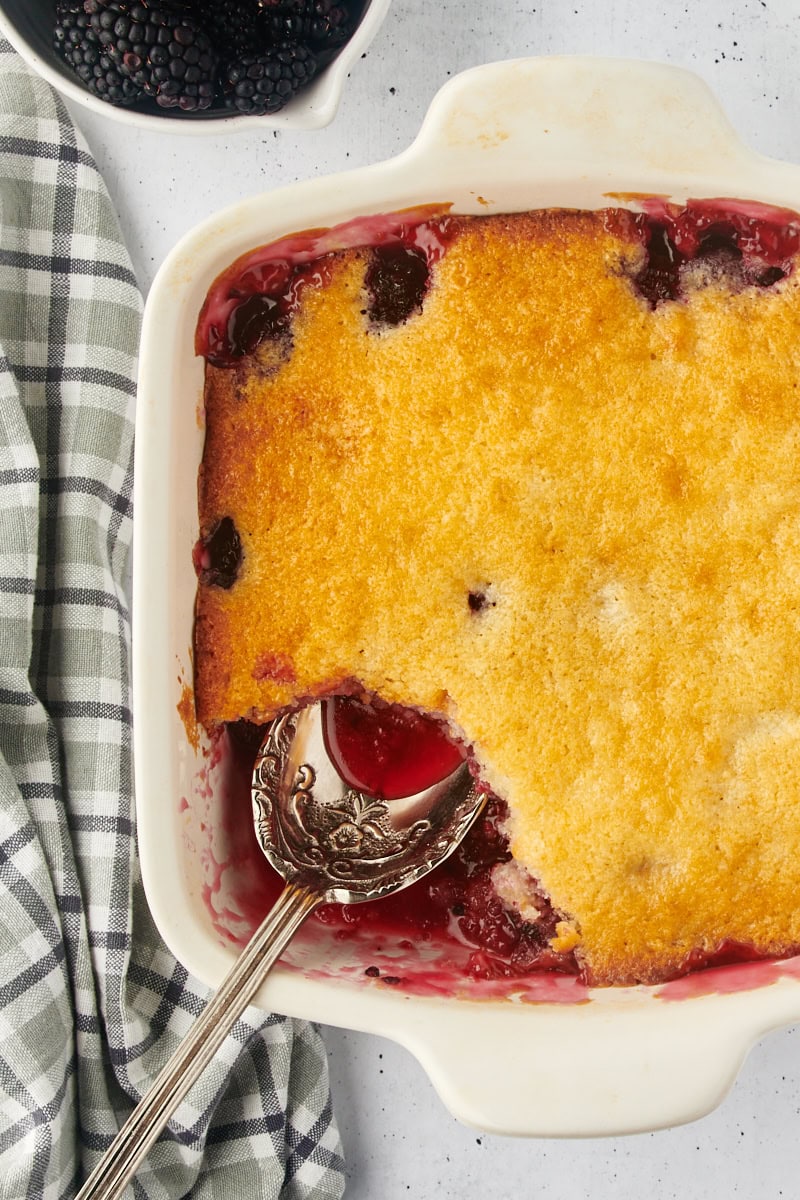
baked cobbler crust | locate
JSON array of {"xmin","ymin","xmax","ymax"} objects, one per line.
[{"xmin": 196, "ymin": 207, "xmax": 800, "ymax": 985}]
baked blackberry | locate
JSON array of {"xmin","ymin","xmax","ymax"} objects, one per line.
[
  {"xmin": 83, "ymin": 0, "xmax": 218, "ymax": 111},
  {"xmin": 53, "ymin": 1, "xmax": 144, "ymax": 105},
  {"xmin": 224, "ymin": 42, "xmax": 317, "ymax": 114},
  {"xmin": 261, "ymin": 0, "xmax": 354, "ymax": 49}
]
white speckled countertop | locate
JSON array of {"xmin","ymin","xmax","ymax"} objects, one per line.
[{"xmin": 68, "ymin": 1, "xmax": 800, "ymax": 1195}]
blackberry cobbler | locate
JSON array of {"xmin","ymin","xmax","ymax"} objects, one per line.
[{"xmin": 194, "ymin": 199, "xmax": 800, "ymax": 987}]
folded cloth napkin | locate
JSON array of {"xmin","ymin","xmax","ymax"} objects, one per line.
[{"xmin": 0, "ymin": 41, "xmax": 344, "ymax": 1200}]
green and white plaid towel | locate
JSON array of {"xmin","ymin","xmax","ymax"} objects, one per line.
[{"xmin": 0, "ymin": 41, "xmax": 344, "ymax": 1200}]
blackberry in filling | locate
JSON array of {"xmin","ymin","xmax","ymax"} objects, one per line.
[
  {"xmin": 467, "ymin": 586, "xmax": 497, "ymax": 614},
  {"xmin": 622, "ymin": 200, "xmax": 798, "ymax": 307},
  {"xmin": 194, "ymin": 517, "xmax": 242, "ymax": 589},
  {"xmin": 364, "ymin": 244, "xmax": 431, "ymax": 327},
  {"xmin": 225, "ymin": 292, "xmax": 293, "ymax": 359}
]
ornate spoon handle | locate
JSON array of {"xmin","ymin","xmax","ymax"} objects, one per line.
[{"xmin": 76, "ymin": 882, "xmax": 322, "ymax": 1200}]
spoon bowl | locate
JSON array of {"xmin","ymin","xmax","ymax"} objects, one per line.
[
  {"xmin": 77, "ymin": 699, "xmax": 484, "ymax": 1200},
  {"xmin": 253, "ymin": 703, "xmax": 484, "ymax": 903}
]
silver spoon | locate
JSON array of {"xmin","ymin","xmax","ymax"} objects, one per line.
[{"xmin": 77, "ymin": 700, "xmax": 484, "ymax": 1200}]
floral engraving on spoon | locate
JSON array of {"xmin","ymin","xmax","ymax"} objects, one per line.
[{"xmin": 252, "ymin": 711, "xmax": 434, "ymax": 881}]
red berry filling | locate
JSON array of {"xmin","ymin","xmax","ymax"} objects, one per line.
[
  {"xmin": 608, "ymin": 198, "xmax": 800, "ymax": 307},
  {"xmin": 322, "ymin": 696, "xmax": 466, "ymax": 801},
  {"xmin": 314, "ymin": 792, "xmax": 578, "ymax": 977},
  {"xmin": 197, "ymin": 200, "xmax": 799, "ymax": 371},
  {"xmin": 222, "ymin": 714, "xmax": 579, "ymax": 979},
  {"xmin": 202, "ymin": 258, "xmax": 333, "ymax": 367},
  {"xmin": 195, "ymin": 209, "xmax": 455, "ymax": 367}
]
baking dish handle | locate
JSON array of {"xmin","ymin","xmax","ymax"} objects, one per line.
[
  {"xmin": 393, "ymin": 970, "xmax": 800, "ymax": 1137},
  {"xmin": 405, "ymin": 56, "xmax": 761, "ymax": 180}
]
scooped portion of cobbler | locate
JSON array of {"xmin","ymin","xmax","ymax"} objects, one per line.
[{"xmin": 194, "ymin": 200, "xmax": 800, "ymax": 986}]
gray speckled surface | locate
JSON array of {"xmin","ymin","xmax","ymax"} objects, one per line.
[
  {"xmin": 68, "ymin": 1, "xmax": 800, "ymax": 1194},
  {"xmin": 324, "ymin": 1025, "xmax": 800, "ymax": 1197}
]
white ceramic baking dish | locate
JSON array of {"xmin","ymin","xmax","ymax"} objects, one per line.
[{"xmin": 134, "ymin": 55, "xmax": 800, "ymax": 1137}]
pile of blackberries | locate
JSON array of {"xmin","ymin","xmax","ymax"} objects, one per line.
[{"xmin": 53, "ymin": 0, "xmax": 362, "ymax": 115}]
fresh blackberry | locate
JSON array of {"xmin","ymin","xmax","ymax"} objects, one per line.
[
  {"xmin": 261, "ymin": 0, "xmax": 353, "ymax": 49},
  {"xmin": 53, "ymin": 1, "xmax": 144, "ymax": 105},
  {"xmin": 194, "ymin": 0, "xmax": 267, "ymax": 61},
  {"xmin": 224, "ymin": 42, "xmax": 317, "ymax": 115},
  {"xmin": 84, "ymin": 1, "xmax": 218, "ymax": 111}
]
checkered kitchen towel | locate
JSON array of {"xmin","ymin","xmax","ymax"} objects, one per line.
[{"xmin": 0, "ymin": 40, "xmax": 344, "ymax": 1200}]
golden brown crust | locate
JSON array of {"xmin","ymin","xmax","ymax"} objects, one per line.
[{"xmin": 195, "ymin": 207, "xmax": 800, "ymax": 985}]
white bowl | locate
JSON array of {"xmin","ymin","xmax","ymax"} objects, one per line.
[
  {"xmin": 134, "ymin": 55, "xmax": 800, "ymax": 1136},
  {"xmin": 0, "ymin": 0, "xmax": 391, "ymax": 132}
]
